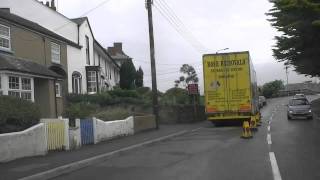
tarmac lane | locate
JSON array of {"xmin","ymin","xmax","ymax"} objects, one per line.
[
  {"xmin": 54, "ymin": 109, "xmax": 277, "ymax": 179},
  {"xmin": 36, "ymin": 96, "xmax": 319, "ymax": 180},
  {"xmin": 269, "ymin": 95, "xmax": 320, "ymax": 180}
]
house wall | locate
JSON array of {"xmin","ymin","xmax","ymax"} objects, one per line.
[
  {"xmin": 1, "ymin": 0, "xmax": 78, "ymax": 43},
  {"xmin": 67, "ymin": 20, "xmax": 94, "ymax": 94},
  {"xmin": 0, "ymin": 18, "xmax": 68, "ymax": 118},
  {"xmin": 34, "ymin": 78, "xmax": 57, "ymax": 118}
]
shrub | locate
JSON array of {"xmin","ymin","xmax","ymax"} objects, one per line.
[
  {"xmin": 109, "ymin": 89, "xmax": 139, "ymax": 98},
  {"xmin": 64, "ymin": 102, "xmax": 99, "ymax": 120},
  {"xmin": 94, "ymin": 107, "xmax": 132, "ymax": 121},
  {"xmin": 0, "ymin": 96, "xmax": 40, "ymax": 133},
  {"xmin": 160, "ymin": 88, "xmax": 190, "ymax": 105}
]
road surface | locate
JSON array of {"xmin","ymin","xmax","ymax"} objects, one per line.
[{"xmin": 54, "ymin": 96, "xmax": 320, "ymax": 180}]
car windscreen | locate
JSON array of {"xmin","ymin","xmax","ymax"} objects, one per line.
[{"xmin": 289, "ymin": 99, "xmax": 309, "ymax": 106}]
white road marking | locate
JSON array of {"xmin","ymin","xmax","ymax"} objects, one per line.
[
  {"xmin": 269, "ymin": 152, "xmax": 283, "ymax": 180},
  {"xmin": 267, "ymin": 134, "xmax": 272, "ymax": 145},
  {"xmin": 267, "ymin": 126, "xmax": 270, "ymax": 132}
]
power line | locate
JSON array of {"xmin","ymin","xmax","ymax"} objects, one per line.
[
  {"xmin": 153, "ymin": 0, "xmax": 208, "ymax": 53},
  {"xmin": 53, "ymin": 0, "xmax": 112, "ymax": 31},
  {"xmin": 156, "ymin": 0, "xmax": 207, "ymax": 51}
]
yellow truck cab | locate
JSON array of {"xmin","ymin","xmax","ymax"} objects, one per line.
[{"xmin": 203, "ymin": 51, "xmax": 259, "ymax": 124}]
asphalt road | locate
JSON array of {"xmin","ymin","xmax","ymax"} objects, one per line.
[{"xmin": 54, "ymin": 96, "xmax": 320, "ymax": 180}]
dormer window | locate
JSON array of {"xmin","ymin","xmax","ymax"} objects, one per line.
[{"xmin": 0, "ymin": 24, "xmax": 11, "ymax": 51}]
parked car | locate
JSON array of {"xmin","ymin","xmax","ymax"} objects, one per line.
[
  {"xmin": 293, "ymin": 93, "xmax": 306, "ymax": 99},
  {"xmin": 259, "ymin": 96, "xmax": 267, "ymax": 108},
  {"xmin": 287, "ymin": 98, "xmax": 313, "ymax": 120}
]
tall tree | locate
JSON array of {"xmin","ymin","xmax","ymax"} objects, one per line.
[
  {"xmin": 135, "ymin": 66, "xmax": 144, "ymax": 88},
  {"xmin": 261, "ymin": 80, "xmax": 285, "ymax": 98},
  {"xmin": 174, "ymin": 64, "xmax": 199, "ymax": 88},
  {"xmin": 267, "ymin": 0, "xmax": 320, "ymax": 76},
  {"xmin": 119, "ymin": 60, "xmax": 136, "ymax": 89}
]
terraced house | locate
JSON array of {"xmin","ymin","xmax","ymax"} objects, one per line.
[
  {"xmin": 0, "ymin": 9, "xmax": 81, "ymax": 117},
  {"xmin": 1, "ymin": 0, "xmax": 120, "ymax": 96}
]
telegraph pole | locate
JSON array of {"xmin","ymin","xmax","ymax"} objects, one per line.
[{"xmin": 146, "ymin": 0, "xmax": 159, "ymax": 129}]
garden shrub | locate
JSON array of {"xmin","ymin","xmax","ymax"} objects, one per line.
[
  {"xmin": 94, "ymin": 107, "xmax": 132, "ymax": 121},
  {"xmin": 0, "ymin": 96, "xmax": 40, "ymax": 133},
  {"xmin": 64, "ymin": 102, "xmax": 99, "ymax": 120}
]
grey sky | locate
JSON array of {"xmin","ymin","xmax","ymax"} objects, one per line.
[{"xmin": 57, "ymin": 0, "xmax": 314, "ymax": 92}]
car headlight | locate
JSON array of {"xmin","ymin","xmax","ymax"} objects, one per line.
[
  {"xmin": 309, "ymin": 109, "xmax": 312, "ymax": 113},
  {"xmin": 289, "ymin": 110, "xmax": 293, "ymax": 114}
]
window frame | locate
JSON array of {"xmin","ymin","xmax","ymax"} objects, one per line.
[
  {"xmin": 85, "ymin": 36, "xmax": 90, "ymax": 65},
  {"xmin": 87, "ymin": 71, "xmax": 97, "ymax": 94},
  {"xmin": 72, "ymin": 72, "xmax": 82, "ymax": 94},
  {"xmin": 7, "ymin": 76, "xmax": 33, "ymax": 101},
  {"xmin": 55, "ymin": 82, "xmax": 61, "ymax": 97},
  {"xmin": 0, "ymin": 24, "xmax": 11, "ymax": 51},
  {"xmin": 0, "ymin": 75, "xmax": 2, "ymax": 95},
  {"xmin": 51, "ymin": 42, "xmax": 61, "ymax": 64}
]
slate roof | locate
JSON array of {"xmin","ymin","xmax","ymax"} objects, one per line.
[
  {"xmin": 93, "ymin": 39, "xmax": 120, "ymax": 69},
  {"xmin": 71, "ymin": 17, "xmax": 87, "ymax": 25},
  {"xmin": 0, "ymin": 53, "xmax": 62, "ymax": 79},
  {"xmin": 0, "ymin": 10, "xmax": 81, "ymax": 49}
]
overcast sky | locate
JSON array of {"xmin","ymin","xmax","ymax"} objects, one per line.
[{"xmin": 57, "ymin": 0, "xmax": 315, "ymax": 92}]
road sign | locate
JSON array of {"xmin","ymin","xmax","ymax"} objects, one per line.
[{"xmin": 188, "ymin": 84, "xmax": 199, "ymax": 95}]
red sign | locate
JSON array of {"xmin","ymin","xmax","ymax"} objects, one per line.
[{"xmin": 187, "ymin": 84, "xmax": 199, "ymax": 95}]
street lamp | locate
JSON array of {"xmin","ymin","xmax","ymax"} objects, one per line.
[{"xmin": 216, "ymin": 48, "xmax": 229, "ymax": 54}]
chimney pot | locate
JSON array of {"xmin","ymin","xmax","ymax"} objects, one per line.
[
  {"xmin": 45, "ymin": 1, "xmax": 50, "ymax": 7},
  {"xmin": 50, "ymin": 0, "xmax": 56, "ymax": 11}
]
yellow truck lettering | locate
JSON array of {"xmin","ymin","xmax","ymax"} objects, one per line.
[{"xmin": 203, "ymin": 51, "xmax": 259, "ymax": 121}]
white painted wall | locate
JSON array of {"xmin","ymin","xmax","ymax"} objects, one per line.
[
  {"xmin": 0, "ymin": 123, "xmax": 47, "ymax": 162},
  {"xmin": 94, "ymin": 50, "xmax": 120, "ymax": 90},
  {"xmin": 1, "ymin": 0, "xmax": 78, "ymax": 43},
  {"xmin": 94, "ymin": 116, "xmax": 134, "ymax": 143},
  {"xmin": 67, "ymin": 45, "xmax": 87, "ymax": 93}
]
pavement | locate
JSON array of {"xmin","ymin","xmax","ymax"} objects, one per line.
[
  {"xmin": 0, "ymin": 123, "xmax": 204, "ymax": 180},
  {"xmin": 2, "ymin": 95, "xmax": 320, "ymax": 180}
]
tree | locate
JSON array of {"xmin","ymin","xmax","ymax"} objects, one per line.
[
  {"xmin": 261, "ymin": 80, "xmax": 285, "ymax": 98},
  {"xmin": 119, "ymin": 60, "xmax": 136, "ymax": 90},
  {"xmin": 267, "ymin": 0, "xmax": 320, "ymax": 76},
  {"xmin": 174, "ymin": 64, "xmax": 199, "ymax": 88},
  {"xmin": 135, "ymin": 66, "xmax": 144, "ymax": 88}
]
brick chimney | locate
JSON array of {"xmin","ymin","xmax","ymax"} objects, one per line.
[
  {"xmin": 50, "ymin": 0, "xmax": 56, "ymax": 11},
  {"xmin": 114, "ymin": 42, "xmax": 122, "ymax": 51}
]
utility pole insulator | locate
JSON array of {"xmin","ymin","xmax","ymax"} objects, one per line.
[{"xmin": 146, "ymin": 0, "xmax": 159, "ymax": 129}]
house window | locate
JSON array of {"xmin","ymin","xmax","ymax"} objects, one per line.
[
  {"xmin": 0, "ymin": 75, "xmax": 2, "ymax": 95},
  {"xmin": 98, "ymin": 55, "xmax": 101, "ymax": 66},
  {"xmin": 55, "ymin": 83, "xmax": 61, "ymax": 97},
  {"xmin": 8, "ymin": 76, "xmax": 33, "ymax": 101},
  {"xmin": 0, "ymin": 24, "xmax": 10, "ymax": 50},
  {"xmin": 72, "ymin": 72, "xmax": 82, "ymax": 94},
  {"xmin": 87, "ymin": 71, "xmax": 97, "ymax": 93},
  {"xmin": 109, "ymin": 68, "xmax": 112, "ymax": 80},
  {"xmin": 86, "ymin": 36, "xmax": 90, "ymax": 65},
  {"xmin": 51, "ymin": 42, "xmax": 61, "ymax": 64}
]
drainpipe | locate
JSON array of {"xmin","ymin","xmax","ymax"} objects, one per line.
[
  {"xmin": 77, "ymin": 24, "xmax": 80, "ymax": 45},
  {"xmin": 43, "ymin": 37, "xmax": 47, "ymax": 65},
  {"xmin": 54, "ymin": 79, "xmax": 58, "ymax": 118}
]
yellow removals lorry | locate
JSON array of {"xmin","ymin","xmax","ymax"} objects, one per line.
[{"xmin": 203, "ymin": 51, "xmax": 259, "ymax": 124}]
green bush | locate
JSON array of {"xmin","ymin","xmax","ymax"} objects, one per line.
[
  {"xmin": 64, "ymin": 102, "xmax": 99, "ymax": 120},
  {"xmin": 109, "ymin": 89, "xmax": 139, "ymax": 98},
  {"xmin": 0, "ymin": 96, "xmax": 40, "ymax": 133},
  {"xmin": 160, "ymin": 88, "xmax": 190, "ymax": 105},
  {"xmin": 94, "ymin": 107, "xmax": 132, "ymax": 121}
]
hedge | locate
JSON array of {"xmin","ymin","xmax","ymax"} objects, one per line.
[{"xmin": 0, "ymin": 96, "xmax": 40, "ymax": 133}]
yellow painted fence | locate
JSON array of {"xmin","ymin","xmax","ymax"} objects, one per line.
[{"xmin": 40, "ymin": 118, "xmax": 69, "ymax": 151}]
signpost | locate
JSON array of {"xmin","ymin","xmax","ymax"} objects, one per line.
[{"xmin": 188, "ymin": 84, "xmax": 199, "ymax": 121}]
